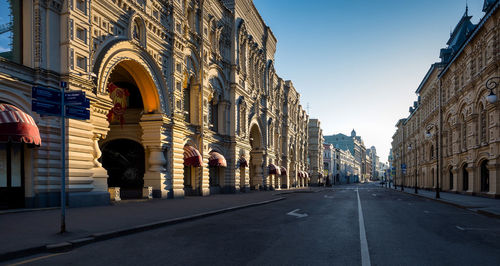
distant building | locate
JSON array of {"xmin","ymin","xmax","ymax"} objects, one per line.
[
  {"xmin": 308, "ymin": 119, "xmax": 325, "ymax": 185},
  {"xmin": 324, "ymin": 129, "xmax": 367, "ymax": 182}
]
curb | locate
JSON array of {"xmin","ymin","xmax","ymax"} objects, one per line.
[
  {"xmin": 0, "ymin": 197, "xmax": 286, "ymax": 262},
  {"xmin": 388, "ymin": 187, "xmax": 500, "ymax": 219},
  {"xmin": 273, "ymin": 187, "xmax": 330, "ymax": 196}
]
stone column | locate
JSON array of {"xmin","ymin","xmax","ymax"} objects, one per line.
[
  {"xmin": 91, "ymin": 133, "xmax": 108, "ymax": 192},
  {"xmin": 140, "ymin": 114, "xmax": 169, "ymax": 198},
  {"xmin": 466, "ymin": 165, "xmax": 477, "ymax": 194},
  {"xmin": 487, "ymin": 162, "xmax": 500, "ymax": 198},
  {"xmin": 451, "ymin": 167, "xmax": 458, "ymax": 192}
]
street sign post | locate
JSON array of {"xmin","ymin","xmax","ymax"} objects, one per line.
[{"xmin": 32, "ymin": 84, "xmax": 91, "ymax": 234}]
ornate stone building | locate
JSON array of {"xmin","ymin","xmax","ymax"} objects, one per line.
[
  {"xmin": 392, "ymin": 1, "xmax": 500, "ymax": 198},
  {"xmin": 307, "ymin": 118, "xmax": 324, "ymax": 185},
  {"xmin": 0, "ymin": 0, "xmax": 310, "ymax": 209}
]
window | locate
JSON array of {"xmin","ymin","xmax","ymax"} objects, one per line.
[
  {"xmin": 76, "ymin": 55, "xmax": 87, "ymax": 70},
  {"xmin": 76, "ymin": 27, "xmax": 87, "ymax": 43},
  {"xmin": 76, "ymin": 0, "xmax": 86, "ymax": 14},
  {"xmin": 183, "ymin": 87, "xmax": 190, "ymax": 123},
  {"xmin": 209, "ymin": 98, "xmax": 218, "ymax": 132},
  {"xmin": 0, "ymin": 143, "xmax": 25, "ymax": 209},
  {"xmin": 461, "ymin": 115, "xmax": 466, "ymax": 150},
  {"xmin": 462, "ymin": 165, "xmax": 468, "ymax": 191},
  {"xmin": 480, "ymin": 105, "xmax": 487, "ymax": 143},
  {"xmin": 209, "ymin": 167, "xmax": 219, "ymax": 187},
  {"xmin": 0, "ymin": 0, "xmax": 22, "ymax": 63}
]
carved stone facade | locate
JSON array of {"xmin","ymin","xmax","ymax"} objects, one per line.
[
  {"xmin": 0, "ymin": 0, "xmax": 309, "ymax": 208},
  {"xmin": 392, "ymin": 2, "xmax": 500, "ymax": 198}
]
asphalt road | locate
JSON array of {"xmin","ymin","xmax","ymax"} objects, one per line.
[{"xmin": 6, "ymin": 183, "xmax": 500, "ymax": 266}]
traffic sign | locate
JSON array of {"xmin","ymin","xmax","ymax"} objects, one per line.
[
  {"xmin": 64, "ymin": 91, "xmax": 86, "ymax": 104},
  {"xmin": 401, "ymin": 164, "xmax": 406, "ymax": 169},
  {"xmin": 32, "ymin": 86, "xmax": 61, "ymax": 104},
  {"xmin": 65, "ymin": 105, "xmax": 90, "ymax": 120},
  {"xmin": 32, "ymin": 99, "xmax": 61, "ymax": 116}
]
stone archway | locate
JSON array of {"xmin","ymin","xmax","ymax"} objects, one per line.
[
  {"xmin": 97, "ymin": 56, "xmax": 168, "ymax": 198},
  {"xmin": 249, "ymin": 124, "xmax": 263, "ymax": 190}
]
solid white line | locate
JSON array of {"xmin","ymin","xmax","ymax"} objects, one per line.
[{"xmin": 357, "ymin": 188, "xmax": 371, "ymax": 266}]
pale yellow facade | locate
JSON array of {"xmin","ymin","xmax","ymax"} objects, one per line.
[
  {"xmin": 0, "ymin": 0, "xmax": 310, "ymax": 208},
  {"xmin": 392, "ymin": 3, "xmax": 500, "ymax": 198}
]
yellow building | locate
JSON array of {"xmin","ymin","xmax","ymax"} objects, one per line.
[
  {"xmin": 0, "ymin": 0, "xmax": 310, "ymax": 209},
  {"xmin": 392, "ymin": 1, "xmax": 500, "ymax": 198}
]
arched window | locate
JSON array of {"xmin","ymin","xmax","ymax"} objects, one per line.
[
  {"xmin": 461, "ymin": 115, "xmax": 466, "ymax": 151},
  {"xmin": 480, "ymin": 104, "xmax": 487, "ymax": 144},
  {"xmin": 480, "ymin": 160, "xmax": 489, "ymax": 192},
  {"xmin": 209, "ymin": 96, "xmax": 218, "ymax": 132},
  {"xmin": 183, "ymin": 86, "xmax": 190, "ymax": 123},
  {"xmin": 462, "ymin": 164, "xmax": 468, "ymax": 191}
]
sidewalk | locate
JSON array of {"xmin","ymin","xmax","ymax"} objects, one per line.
[
  {"xmin": 0, "ymin": 187, "xmax": 321, "ymax": 261},
  {"xmin": 388, "ymin": 185, "xmax": 500, "ymax": 218}
]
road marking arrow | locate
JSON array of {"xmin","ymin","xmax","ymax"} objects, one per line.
[{"xmin": 287, "ymin": 209, "xmax": 308, "ymax": 218}]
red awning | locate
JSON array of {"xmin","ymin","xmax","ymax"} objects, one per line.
[
  {"xmin": 208, "ymin": 151, "xmax": 227, "ymax": 167},
  {"xmin": 280, "ymin": 167, "xmax": 287, "ymax": 176},
  {"xmin": 183, "ymin": 145, "xmax": 203, "ymax": 167},
  {"xmin": 238, "ymin": 157, "xmax": 248, "ymax": 168},
  {"xmin": 268, "ymin": 164, "xmax": 281, "ymax": 175},
  {"xmin": 0, "ymin": 103, "xmax": 41, "ymax": 146}
]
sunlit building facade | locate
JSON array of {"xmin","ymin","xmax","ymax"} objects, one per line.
[
  {"xmin": 0, "ymin": 0, "xmax": 310, "ymax": 209},
  {"xmin": 392, "ymin": 1, "xmax": 500, "ymax": 198}
]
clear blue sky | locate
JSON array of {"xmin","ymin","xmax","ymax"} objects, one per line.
[{"xmin": 253, "ymin": 0, "xmax": 485, "ymax": 163}]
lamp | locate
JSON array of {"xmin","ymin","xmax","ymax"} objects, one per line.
[{"xmin": 485, "ymin": 77, "xmax": 499, "ymax": 104}]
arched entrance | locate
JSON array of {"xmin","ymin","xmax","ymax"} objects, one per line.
[
  {"xmin": 480, "ymin": 160, "xmax": 489, "ymax": 192},
  {"xmin": 98, "ymin": 57, "xmax": 167, "ymax": 198},
  {"xmin": 101, "ymin": 139, "xmax": 145, "ymax": 199},
  {"xmin": 249, "ymin": 124, "xmax": 263, "ymax": 190},
  {"xmin": 462, "ymin": 164, "xmax": 469, "ymax": 192},
  {"xmin": 449, "ymin": 167, "xmax": 454, "ymax": 190}
]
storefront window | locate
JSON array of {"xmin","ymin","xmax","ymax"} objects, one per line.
[
  {"xmin": 10, "ymin": 144, "xmax": 21, "ymax": 187},
  {"xmin": 0, "ymin": 0, "xmax": 22, "ymax": 63}
]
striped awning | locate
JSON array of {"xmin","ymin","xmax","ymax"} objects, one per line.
[
  {"xmin": 268, "ymin": 164, "xmax": 281, "ymax": 175},
  {"xmin": 238, "ymin": 157, "xmax": 248, "ymax": 168},
  {"xmin": 0, "ymin": 103, "xmax": 41, "ymax": 146},
  {"xmin": 280, "ymin": 167, "xmax": 287, "ymax": 176},
  {"xmin": 208, "ymin": 151, "xmax": 227, "ymax": 167},
  {"xmin": 183, "ymin": 145, "xmax": 202, "ymax": 167},
  {"xmin": 298, "ymin": 171, "xmax": 304, "ymax": 178}
]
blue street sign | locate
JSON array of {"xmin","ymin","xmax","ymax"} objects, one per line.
[
  {"xmin": 64, "ymin": 91, "xmax": 86, "ymax": 104},
  {"xmin": 401, "ymin": 164, "xmax": 406, "ymax": 169},
  {"xmin": 32, "ymin": 86, "xmax": 61, "ymax": 104},
  {"xmin": 32, "ymin": 99, "xmax": 61, "ymax": 116},
  {"xmin": 66, "ymin": 97, "xmax": 90, "ymax": 108},
  {"xmin": 65, "ymin": 105, "xmax": 90, "ymax": 120}
]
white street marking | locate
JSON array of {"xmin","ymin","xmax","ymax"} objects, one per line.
[
  {"xmin": 424, "ymin": 210, "xmax": 430, "ymax": 214},
  {"xmin": 372, "ymin": 194, "xmax": 376, "ymax": 197},
  {"xmin": 287, "ymin": 209, "xmax": 308, "ymax": 218},
  {"xmin": 357, "ymin": 188, "xmax": 371, "ymax": 266},
  {"xmin": 324, "ymin": 195, "xmax": 334, "ymax": 199},
  {"xmin": 456, "ymin": 226, "xmax": 465, "ymax": 231}
]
